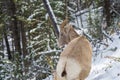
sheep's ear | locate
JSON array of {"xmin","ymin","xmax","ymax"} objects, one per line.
[{"xmin": 60, "ymin": 18, "xmax": 69, "ymax": 29}]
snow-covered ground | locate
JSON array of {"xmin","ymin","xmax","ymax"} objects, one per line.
[
  {"xmin": 86, "ymin": 33, "xmax": 120, "ymax": 80},
  {"xmin": 43, "ymin": 33, "xmax": 120, "ymax": 80}
]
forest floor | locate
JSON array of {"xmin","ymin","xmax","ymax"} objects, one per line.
[{"xmin": 86, "ymin": 33, "xmax": 120, "ymax": 80}]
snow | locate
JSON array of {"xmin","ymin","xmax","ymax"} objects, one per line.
[
  {"xmin": 72, "ymin": 7, "xmax": 103, "ymax": 29},
  {"xmin": 27, "ymin": 11, "xmax": 40, "ymax": 20},
  {"xmin": 43, "ymin": 32, "xmax": 120, "ymax": 80},
  {"xmin": 86, "ymin": 33, "xmax": 120, "ymax": 80},
  {"xmin": 43, "ymin": 75, "xmax": 53, "ymax": 80}
]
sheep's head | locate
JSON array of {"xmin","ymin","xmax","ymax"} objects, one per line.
[{"xmin": 58, "ymin": 19, "xmax": 79, "ymax": 47}]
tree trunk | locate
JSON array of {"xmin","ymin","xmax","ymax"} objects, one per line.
[
  {"xmin": 20, "ymin": 22, "xmax": 27, "ymax": 57},
  {"xmin": 103, "ymin": 0, "xmax": 111, "ymax": 29},
  {"xmin": 1, "ymin": 1, "xmax": 12, "ymax": 60},
  {"xmin": 7, "ymin": 0, "xmax": 23, "ymax": 77},
  {"xmin": 19, "ymin": 21, "xmax": 29, "ymax": 73},
  {"xmin": 1, "ymin": 0, "xmax": 22, "ymax": 56},
  {"xmin": 42, "ymin": 0, "xmax": 59, "ymax": 38},
  {"xmin": 8, "ymin": 0, "xmax": 22, "ymax": 55},
  {"xmin": 1, "ymin": 0, "xmax": 23, "ymax": 76},
  {"xmin": 3, "ymin": 26, "xmax": 12, "ymax": 60}
]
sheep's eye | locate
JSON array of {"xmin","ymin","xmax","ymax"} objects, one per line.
[{"xmin": 60, "ymin": 33, "xmax": 63, "ymax": 36}]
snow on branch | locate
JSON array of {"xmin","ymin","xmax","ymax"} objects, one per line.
[
  {"xmin": 111, "ymin": 5, "xmax": 120, "ymax": 16},
  {"xmin": 25, "ymin": 50, "xmax": 61, "ymax": 60},
  {"xmin": 34, "ymin": 50, "xmax": 61, "ymax": 57},
  {"xmin": 102, "ymin": 30, "xmax": 113, "ymax": 42},
  {"xmin": 72, "ymin": 7, "xmax": 103, "ymax": 17},
  {"xmin": 40, "ymin": 50, "xmax": 61, "ymax": 55}
]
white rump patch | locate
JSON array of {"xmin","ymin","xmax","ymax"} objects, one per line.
[
  {"xmin": 66, "ymin": 58, "xmax": 82, "ymax": 80},
  {"xmin": 56, "ymin": 57, "xmax": 82, "ymax": 80}
]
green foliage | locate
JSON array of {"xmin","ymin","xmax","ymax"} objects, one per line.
[
  {"xmin": 23, "ymin": 1, "xmax": 63, "ymax": 79},
  {"xmin": 87, "ymin": 8, "xmax": 103, "ymax": 40},
  {"xmin": 94, "ymin": 0, "xmax": 103, "ymax": 7},
  {"xmin": 0, "ymin": 55, "xmax": 23, "ymax": 80},
  {"xmin": 0, "ymin": 1, "xmax": 91, "ymax": 80},
  {"xmin": 0, "ymin": 0, "xmax": 64, "ymax": 79}
]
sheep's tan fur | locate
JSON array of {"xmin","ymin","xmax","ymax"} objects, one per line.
[{"xmin": 54, "ymin": 19, "xmax": 92, "ymax": 80}]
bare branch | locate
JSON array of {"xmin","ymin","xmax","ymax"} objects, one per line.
[{"xmin": 42, "ymin": 0, "xmax": 59, "ymax": 38}]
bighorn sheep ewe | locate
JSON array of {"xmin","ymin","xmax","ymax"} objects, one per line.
[{"xmin": 54, "ymin": 19, "xmax": 92, "ymax": 80}]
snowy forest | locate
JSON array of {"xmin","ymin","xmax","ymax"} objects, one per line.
[{"xmin": 0, "ymin": 0, "xmax": 120, "ymax": 80}]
